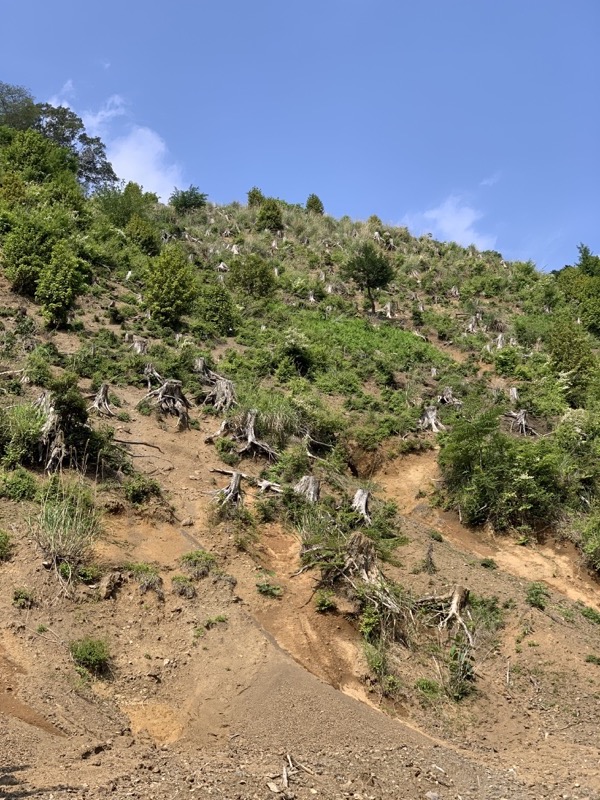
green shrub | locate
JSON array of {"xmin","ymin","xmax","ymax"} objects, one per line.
[
  {"xmin": 585, "ymin": 654, "xmax": 600, "ymax": 665},
  {"xmin": 125, "ymin": 213, "xmax": 160, "ymax": 255},
  {"xmin": 169, "ymin": 185, "xmax": 207, "ymax": 213},
  {"xmin": 0, "ymin": 403, "xmax": 44, "ymax": 468},
  {"xmin": 179, "ymin": 549, "xmax": 216, "ymax": 580},
  {"xmin": 256, "ymin": 581, "xmax": 283, "ymax": 598},
  {"xmin": 36, "ymin": 241, "xmax": 87, "ymax": 327},
  {"xmin": 480, "ymin": 557, "xmax": 498, "ymax": 570},
  {"xmin": 256, "ymin": 198, "xmax": 283, "ymax": 232},
  {"xmin": 0, "ymin": 467, "xmax": 37, "ymax": 500},
  {"xmin": 171, "ymin": 575, "xmax": 196, "ymax": 599},
  {"xmin": 306, "ymin": 193, "xmax": 324, "ymax": 215},
  {"xmin": 0, "ymin": 530, "xmax": 12, "ymax": 561},
  {"xmin": 229, "ymin": 254, "xmax": 276, "ymax": 298},
  {"xmin": 414, "ymin": 678, "xmax": 442, "ymax": 700},
  {"xmin": 580, "ymin": 605, "xmax": 600, "ymax": 625},
  {"xmin": 526, "ymin": 582, "xmax": 550, "ymax": 610},
  {"xmin": 123, "ymin": 474, "xmax": 161, "ymax": 504},
  {"xmin": 247, "ymin": 187, "xmax": 265, "ymax": 207},
  {"xmin": 12, "ymin": 587, "xmax": 34, "ymax": 609},
  {"xmin": 145, "ymin": 245, "xmax": 198, "ymax": 327},
  {"xmin": 69, "ymin": 637, "xmax": 110, "ymax": 675},
  {"xmin": 315, "ymin": 589, "xmax": 337, "ymax": 613}
]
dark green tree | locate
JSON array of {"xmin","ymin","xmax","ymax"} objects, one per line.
[
  {"xmin": 575, "ymin": 243, "xmax": 600, "ymax": 278},
  {"xmin": 145, "ymin": 245, "xmax": 198, "ymax": 327},
  {"xmin": 229, "ymin": 254, "xmax": 276, "ymax": 298},
  {"xmin": 169, "ymin": 185, "xmax": 208, "ymax": 213},
  {"xmin": 0, "ymin": 82, "xmax": 38, "ymax": 130},
  {"xmin": 306, "ymin": 193, "xmax": 324, "ymax": 215},
  {"xmin": 341, "ymin": 242, "xmax": 394, "ymax": 311},
  {"xmin": 256, "ymin": 198, "xmax": 283, "ymax": 232},
  {"xmin": 36, "ymin": 241, "xmax": 87, "ymax": 327},
  {"xmin": 247, "ymin": 186, "xmax": 265, "ymax": 207},
  {"xmin": 33, "ymin": 104, "xmax": 117, "ymax": 191},
  {"xmin": 94, "ymin": 181, "xmax": 158, "ymax": 228}
]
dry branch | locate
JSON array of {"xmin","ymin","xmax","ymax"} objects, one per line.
[
  {"xmin": 236, "ymin": 409, "xmax": 278, "ymax": 460},
  {"xmin": 414, "ymin": 586, "xmax": 474, "ymax": 646}
]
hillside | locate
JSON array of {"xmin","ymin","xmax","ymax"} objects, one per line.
[{"xmin": 0, "ymin": 101, "xmax": 600, "ymax": 799}]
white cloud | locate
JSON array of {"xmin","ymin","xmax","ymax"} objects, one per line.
[
  {"xmin": 480, "ymin": 171, "xmax": 501, "ymax": 187},
  {"xmin": 82, "ymin": 94, "xmax": 126, "ymax": 137},
  {"xmin": 403, "ymin": 194, "xmax": 496, "ymax": 251},
  {"xmin": 47, "ymin": 79, "xmax": 75, "ymax": 108},
  {"xmin": 107, "ymin": 126, "xmax": 183, "ymax": 202}
]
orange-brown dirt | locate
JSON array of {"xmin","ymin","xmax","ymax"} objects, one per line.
[{"xmin": 1, "ymin": 382, "xmax": 600, "ymax": 799}]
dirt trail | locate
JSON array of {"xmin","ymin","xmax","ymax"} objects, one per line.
[{"xmin": 377, "ymin": 449, "xmax": 600, "ymax": 610}]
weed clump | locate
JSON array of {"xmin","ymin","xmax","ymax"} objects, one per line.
[
  {"xmin": 70, "ymin": 637, "xmax": 110, "ymax": 676},
  {"xmin": 526, "ymin": 582, "xmax": 550, "ymax": 610},
  {"xmin": 171, "ymin": 575, "xmax": 196, "ymax": 599},
  {"xmin": 126, "ymin": 562, "xmax": 164, "ymax": 598},
  {"xmin": 179, "ymin": 549, "xmax": 216, "ymax": 580},
  {"xmin": 12, "ymin": 587, "xmax": 34, "ymax": 609},
  {"xmin": 0, "ymin": 530, "xmax": 13, "ymax": 561}
]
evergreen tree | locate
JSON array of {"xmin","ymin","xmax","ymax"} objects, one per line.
[
  {"xmin": 306, "ymin": 193, "xmax": 324, "ymax": 215},
  {"xmin": 341, "ymin": 242, "xmax": 394, "ymax": 311}
]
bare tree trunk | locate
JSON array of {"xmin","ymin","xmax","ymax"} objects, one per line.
[
  {"xmin": 294, "ymin": 475, "xmax": 320, "ymax": 503},
  {"xmin": 505, "ymin": 409, "xmax": 537, "ymax": 436},
  {"xmin": 141, "ymin": 379, "xmax": 192, "ymax": 431},
  {"xmin": 437, "ymin": 387, "xmax": 462, "ymax": 407},
  {"xmin": 144, "ymin": 363, "xmax": 164, "ymax": 390},
  {"xmin": 215, "ymin": 472, "xmax": 243, "ymax": 506},
  {"xmin": 351, "ymin": 488, "xmax": 372, "ymax": 525}
]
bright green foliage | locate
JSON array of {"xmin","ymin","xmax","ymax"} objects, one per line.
[
  {"xmin": 1, "ymin": 210, "xmax": 68, "ymax": 296},
  {"xmin": 306, "ymin": 193, "xmax": 324, "ymax": 214},
  {"xmin": 546, "ymin": 316, "xmax": 595, "ymax": 405},
  {"xmin": 145, "ymin": 245, "xmax": 198, "ymax": 326},
  {"xmin": 229, "ymin": 254, "xmax": 276, "ymax": 298},
  {"xmin": 247, "ymin": 186, "xmax": 265, "ymax": 207},
  {"xmin": 70, "ymin": 637, "xmax": 110, "ymax": 675},
  {"xmin": 581, "ymin": 510, "xmax": 600, "ymax": 572},
  {"xmin": 526, "ymin": 582, "xmax": 550, "ymax": 610},
  {"xmin": 256, "ymin": 198, "xmax": 283, "ymax": 232},
  {"xmin": 36, "ymin": 241, "xmax": 87, "ymax": 326},
  {"xmin": 0, "ymin": 530, "xmax": 12, "ymax": 561},
  {"xmin": 194, "ymin": 282, "xmax": 237, "ymax": 336},
  {"xmin": 179, "ymin": 549, "xmax": 216, "ymax": 580},
  {"xmin": 125, "ymin": 213, "xmax": 161, "ymax": 255},
  {"xmin": 0, "ymin": 404, "xmax": 44, "ymax": 469},
  {"xmin": 0, "ymin": 128, "xmax": 77, "ymax": 183},
  {"xmin": 169, "ymin": 185, "xmax": 208, "ymax": 213},
  {"xmin": 0, "ymin": 467, "xmax": 37, "ymax": 501},
  {"xmin": 123, "ymin": 474, "xmax": 161, "ymax": 504},
  {"xmin": 341, "ymin": 242, "xmax": 394, "ymax": 311},
  {"xmin": 94, "ymin": 181, "xmax": 158, "ymax": 228}
]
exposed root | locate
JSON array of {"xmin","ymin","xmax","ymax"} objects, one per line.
[
  {"xmin": 415, "ymin": 586, "xmax": 474, "ymax": 647},
  {"xmin": 141, "ymin": 379, "xmax": 192, "ymax": 431},
  {"xmin": 236, "ymin": 409, "xmax": 278, "ymax": 460},
  {"xmin": 87, "ymin": 383, "xmax": 117, "ymax": 417}
]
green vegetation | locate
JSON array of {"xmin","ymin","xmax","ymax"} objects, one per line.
[
  {"xmin": 0, "ymin": 529, "xmax": 12, "ymax": 561},
  {"xmin": 179, "ymin": 549, "xmax": 216, "ymax": 579},
  {"xmin": 256, "ymin": 580, "xmax": 283, "ymax": 598},
  {"xmin": 526, "ymin": 582, "xmax": 550, "ymax": 611},
  {"xmin": 69, "ymin": 637, "xmax": 110, "ymax": 676},
  {"xmin": 12, "ymin": 587, "xmax": 34, "ymax": 609}
]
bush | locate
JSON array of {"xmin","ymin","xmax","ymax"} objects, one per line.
[
  {"xmin": 0, "ymin": 403, "xmax": 44, "ymax": 468},
  {"xmin": 145, "ymin": 245, "xmax": 198, "ymax": 327},
  {"xmin": 171, "ymin": 574, "xmax": 196, "ymax": 598},
  {"xmin": 526, "ymin": 582, "xmax": 550, "ymax": 610},
  {"xmin": 314, "ymin": 589, "xmax": 337, "ymax": 612},
  {"xmin": 247, "ymin": 187, "xmax": 265, "ymax": 207},
  {"xmin": 0, "ymin": 530, "xmax": 12, "ymax": 561},
  {"xmin": 125, "ymin": 213, "xmax": 161, "ymax": 255},
  {"xmin": 256, "ymin": 581, "xmax": 283, "ymax": 598},
  {"xmin": 0, "ymin": 467, "xmax": 37, "ymax": 500},
  {"xmin": 179, "ymin": 549, "xmax": 216, "ymax": 580},
  {"xmin": 306, "ymin": 193, "xmax": 324, "ymax": 215},
  {"xmin": 228, "ymin": 254, "xmax": 276, "ymax": 298},
  {"xmin": 70, "ymin": 637, "xmax": 110, "ymax": 675},
  {"xmin": 35, "ymin": 241, "xmax": 87, "ymax": 327},
  {"xmin": 126, "ymin": 562, "xmax": 164, "ymax": 597},
  {"xmin": 123, "ymin": 474, "xmax": 161, "ymax": 504},
  {"xmin": 169, "ymin": 185, "xmax": 207, "ymax": 213},
  {"xmin": 12, "ymin": 587, "xmax": 34, "ymax": 609},
  {"xmin": 33, "ymin": 478, "xmax": 100, "ymax": 570},
  {"xmin": 256, "ymin": 198, "xmax": 283, "ymax": 232}
]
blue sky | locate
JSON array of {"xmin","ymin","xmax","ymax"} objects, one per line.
[{"xmin": 2, "ymin": 0, "xmax": 598, "ymax": 270}]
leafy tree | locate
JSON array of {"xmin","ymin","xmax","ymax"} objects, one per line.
[
  {"xmin": 229, "ymin": 254, "xmax": 276, "ymax": 298},
  {"xmin": 125, "ymin": 213, "xmax": 161, "ymax": 255},
  {"xmin": 194, "ymin": 282, "xmax": 237, "ymax": 336},
  {"xmin": 575, "ymin": 243, "xmax": 600, "ymax": 278},
  {"xmin": 169, "ymin": 185, "xmax": 208, "ymax": 213},
  {"xmin": 145, "ymin": 245, "xmax": 198, "ymax": 326},
  {"xmin": 306, "ymin": 193, "xmax": 324, "ymax": 215},
  {"xmin": 33, "ymin": 104, "xmax": 117, "ymax": 192},
  {"xmin": 546, "ymin": 315, "xmax": 595, "ymax": 406},
  {"xmin": 341, "ymin": 242, "xmax": 394, "ymax": 311},
  {"xmin": 256, "ymin": 198, "xmax": 283, "ymax": 232},
  {"xmin": 36, "ymin": 241, "xmax": 87, "ymax": 326},
  {"xmin": 0, "ymin": 128, "xmax": 77, "ymax": 183},
  {"xmin": 94, "ymin": 181, "xmax": 158, "ymax": 228},
  {"xmin": 247, "ymin": 186, "xmax": 265, "ymax": 207},
  {"xmin": 0, "ymin": 82, "xmax": 38, "ymax": 130}
]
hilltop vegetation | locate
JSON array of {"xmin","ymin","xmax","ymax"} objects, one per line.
[{"xmin": 1, "ymin": 78, "xmax": 600, "ymax": 712}]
